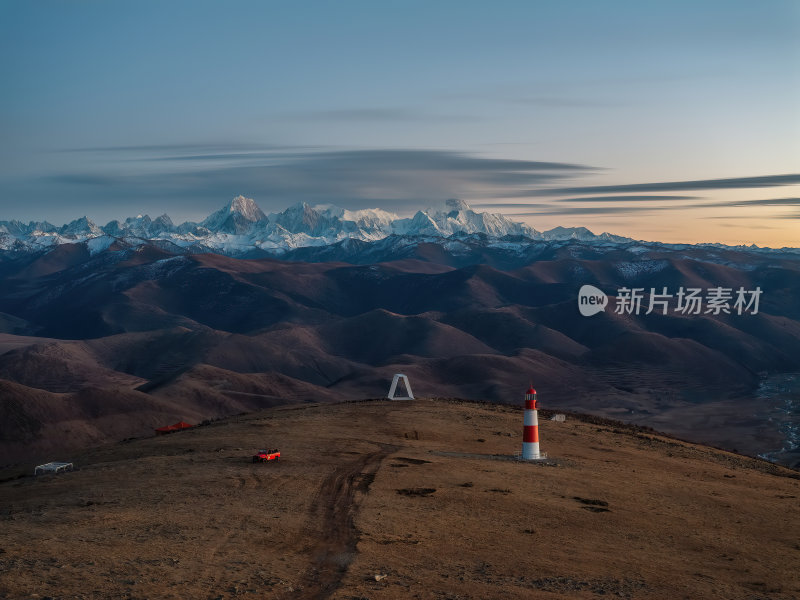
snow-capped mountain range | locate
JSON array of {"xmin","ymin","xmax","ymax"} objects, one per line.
[
  {"xmin": 0, "ymin": 196, "xmax": 622, "ymax": 256},
  {"xmin": 0, "ymin": 196, "xmax": 794, "ymax": 258}
]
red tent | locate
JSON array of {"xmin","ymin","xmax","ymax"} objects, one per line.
[{"xmin": 155, "ymin": 421, "xmax": 194, "ymax": 435}]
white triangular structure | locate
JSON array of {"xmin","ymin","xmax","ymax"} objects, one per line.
[{"xmin": 387, "ymin": 374, "xmax": 414, "ymax": 400}]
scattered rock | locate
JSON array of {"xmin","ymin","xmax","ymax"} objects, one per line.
[
  {"xmin": 396, "ymin": 488, "xmax": 436, "ymax": 497},
  {"xmin": 573, "ymin": 497, "xmax": 609, "ymax": 507},
  {"xmin": 395, "ymin": 456, "xmax": 431, "ymax": 465},
  {"xmin": 523, "ymin": 575, "xmax": 646, "ymax": 597},
  {"xmin": 374, "ymin": 573, "xmax": 388, "ymax": 581}
]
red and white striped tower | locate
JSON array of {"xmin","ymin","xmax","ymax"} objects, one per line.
[{"xmin": 522, "ymin": 386, "xmax": 541, "ymax": 460}]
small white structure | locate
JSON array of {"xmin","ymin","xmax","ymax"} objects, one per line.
[
  {"xmin": 387, "ymin": 374, "xmax": 414, "ymax": 400},
  {"xmin": 550, "ymin": 414, "xmax": 566, "ymax": 422},
  {"xmin": 34, "ymin": 461, "xmax": 73, "ymax": 476}
]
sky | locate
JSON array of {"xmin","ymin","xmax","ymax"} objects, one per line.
[{"xmin": 1, "ymin": 0, "xmax": 798, "ymax": 246}]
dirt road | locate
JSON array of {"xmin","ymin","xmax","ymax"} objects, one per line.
[{"xmin": 291, "ymin": 442, "xmax": 397, "ymax": 599}]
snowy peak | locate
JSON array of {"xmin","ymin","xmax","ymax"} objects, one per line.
[
  {"xmin": 392, "ymin": 210, "xmax": 441, "ymax": 236},
  {"xmin": 0, "ymin": 220, "xmax": 57, "ymax": 236},
  {"xmin": 105, "ymin": 213, "xmax": 176, "ymax": 238},
  {"xmin": 202, "ymin": 195, "xmax": 267, "ymax": 234},
  {"xmin": 59, "ymin": 216, "xmax": 103, "ymax": 238},
  {"xmin": 539, "ymin": 226, "xmax": 630, "ymax": 243},
  {"xmin": 420, "ymin": 199, "xmax": 536, "ymax": 238},
  {"xmin": 339, "ymin": 207, "xmax": 397, "ymax": 233},
  {"xmin": 228, "ymin": 195, "xmax": 266, "ymax": 222},
  {"xmin": 541, "ymin": 226, "xmax": 596, "ymax": 241},
  {"xmin": 269, "ymin": 202, "xmax": 329, "ymax": 236},
  {"xmin": 153, "ymin": 214, "xmax": 174, "ymax": 229},
  {"xmin": 267, "ymin": 203, "xmax": 396, "ymax": 239}
]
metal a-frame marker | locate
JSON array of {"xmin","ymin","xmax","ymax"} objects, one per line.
[{"xmin": 387, "ymin": 373, "xmax": 414, "ymax": 400}]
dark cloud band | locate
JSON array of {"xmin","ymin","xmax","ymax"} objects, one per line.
[
  {"xmin": 520, "ymin": 174, "xmax": 800, "ymax": 196},
  {"xmin": 28, "ymin": 148, "xmax": 595, "ymax": 219}
]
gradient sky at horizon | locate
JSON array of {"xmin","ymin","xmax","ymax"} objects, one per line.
[{"xmin": 1, "ymin": 0, "xmax": 798, "ymax": 246}]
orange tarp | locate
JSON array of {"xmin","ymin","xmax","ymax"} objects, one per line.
[{"xmin": 155, "ymin": 421, "xmax": 193, "ymax": 435}]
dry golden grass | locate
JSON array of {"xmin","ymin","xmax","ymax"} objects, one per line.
[{"xmin": 1, "ymin": 399, "xmax": 798, "ymax": 599}]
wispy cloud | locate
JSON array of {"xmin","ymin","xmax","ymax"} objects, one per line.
[
  {"xmin": 698, "ymin": 197, "xmax": 800, "ymax": 220},
  {"xmin": 702, "ymin": 197, "xmax": 800, "ymax": 208},
  {"xmin": 289, "ymin": 108, "xmax": 476, "ymax": 122},
  {"xmin": 716, "ymin": 222, "xmax": 778, "ymax": 229},
  {"xmin": 506, "ymin": 205, "xmax": 680, "ymax": 216},
  {"xmin": 59, "ymin": 142, "xmax": 302, "ymax": 153},
  {"xmin": 481, "ymin": 195, "xmax": 800, "ymax": 217},
  {"xmin": 552, "ymin": 195, "xmax": 698, "ymax": 203},
  {"xmin": 46, "ymin": 173, "xmax": 120, "ymax": 186},
  {"xmin": 519, "ymin": 174, "xmax": 800, "ymax": 196},
  {"xmin": 508, "ymin": 96, "xmax": 618, "ymax": 108},
  {"xmin": 31, "ymin": 148, "xmax": 597, "ymax": 219}
]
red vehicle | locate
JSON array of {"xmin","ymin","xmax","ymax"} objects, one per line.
[{"xmin": 252, "ymin": 449, "xmax": 280, "ymax": 463}]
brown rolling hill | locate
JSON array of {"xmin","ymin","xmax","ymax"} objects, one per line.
[
  {"xmin": 0, "ymin": 244, "xmax": 798, "ymax": 468},
  {"xmin": 0, "ymin": 399, "xmax": 797, "ymax": 599}
]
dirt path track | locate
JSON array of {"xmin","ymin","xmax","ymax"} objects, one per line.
[{"xmin": 288, "ymin": 442, "xmax": 397, "ymax": 600}]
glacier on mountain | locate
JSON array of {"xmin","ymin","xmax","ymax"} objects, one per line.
[
  {"xmin": 0, "ymin": 196, "xmax": 547, "ymax": 255},
  {"xmin": 0, "ymin": 195, "xmax": 795, "ymax": 258}
]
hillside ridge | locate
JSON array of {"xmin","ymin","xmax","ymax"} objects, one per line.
[{"xmin": 1, "ymin": 398, "xmax": 798, "ymax": 599}]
